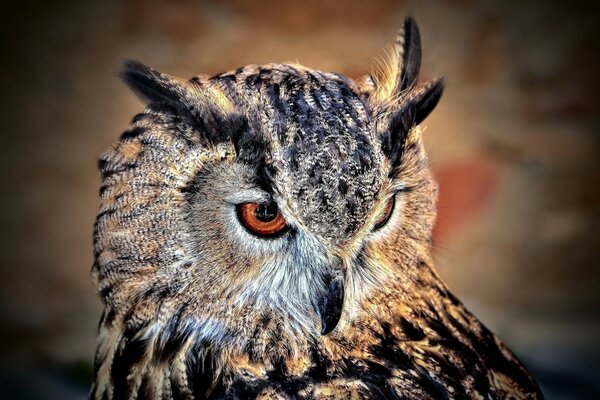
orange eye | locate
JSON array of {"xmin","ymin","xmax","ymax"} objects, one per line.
[
  {"xmin": 373, "ymin": 195, "xmax": 396, "ymax": 231},
  {"xmin": 236, "ymin": 201, "xmax": 288, "ymax": 237}
]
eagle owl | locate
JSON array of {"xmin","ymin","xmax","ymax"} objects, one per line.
[{"xmin": 91, "ymin": 18, "xmax": 542, "ymax": 399}]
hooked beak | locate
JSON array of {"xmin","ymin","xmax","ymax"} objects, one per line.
[{"xmin": 315, "ymin": 260, "xmax": 345, "ymax": 335}]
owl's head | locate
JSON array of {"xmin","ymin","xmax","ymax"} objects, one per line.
[{"xmin": 93, "ymin": 18, "xmax": 442, "ymax": 360}]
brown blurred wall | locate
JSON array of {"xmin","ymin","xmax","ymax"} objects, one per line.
[{"xmin": 0, "ymin": 0, "xmax": 599, "ymax": 398}]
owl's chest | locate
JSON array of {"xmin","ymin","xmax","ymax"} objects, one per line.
[
  {"xmin": 215, "ymin": 325, "xmax": 539, "ymax": 400},
  {"xmin": 219, "ymin": 341, "xmax": 478, "ymax": 400}
]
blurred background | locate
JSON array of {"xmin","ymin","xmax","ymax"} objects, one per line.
[{"xmin": 0, "ymin": 0, "xmax": 599, "ymax": 398}]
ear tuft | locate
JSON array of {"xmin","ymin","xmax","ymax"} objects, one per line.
[
  {"xmin": 121, "ymin": 60, "xmax": 187, "ymax": 106},
  {"xmin": 370, "ymin": 17, "xmax": 423, "ymax": 104},
  {"xmin": 407, "ymin": 77, "xmax": 444, "ymax": 126},
  {"xmin": 369, "ymin": 18, "xmax": 444, "ymax": 170},
  {"xmin": 369, "ymin": 17, "xmax": 444, "ymax": 120},
  {"xmin": 120, "ymin": 61, "xmax": 244, "ymax": 145},
  {"xmin": 397, "ymin": 17, "xmax": 422, "ymax": 92}
]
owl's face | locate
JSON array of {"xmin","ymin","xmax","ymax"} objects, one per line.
[
  {"xmin": 181, "ymin": 65, "xmax": 398, "ymax": 335},
  {"xmin": 93, "ymin": 24, "xmax": 442, "ymax": 356}
]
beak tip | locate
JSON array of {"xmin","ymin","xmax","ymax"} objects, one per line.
[{"xmin": 316, "ymin": 273, "xmax": 345, "ymax": 336}]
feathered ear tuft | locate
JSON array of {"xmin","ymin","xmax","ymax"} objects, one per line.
[
  {"xmin": 396, "ymin": 16, "xmax": 422, "ymax": 93},
  {"xmin": 121, "ymin": 60, "xmax": 189, "ymax": 106},
  {"xmin": 370, "ymin": 17, "xmax": 422, "ymax": 104},
  {"xmin": 402, "ymin": 77, "xmax": 444, "ymax": 126},
  {"xmin": 369, "ymin": 18, "xmax": 444, "ymax": 167},
  {"xmin": 121, "ymin": 61, "xmax": 244, "ymax": 145}
]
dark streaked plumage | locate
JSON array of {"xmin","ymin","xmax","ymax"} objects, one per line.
[{"xmin": 91, "ymin": 17, "xmax": 542, "ymax": 399}]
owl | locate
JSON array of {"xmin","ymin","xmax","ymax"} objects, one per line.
[{"xmin": 91, "ymin": 18, "xmax": 542, "ymax": 399}]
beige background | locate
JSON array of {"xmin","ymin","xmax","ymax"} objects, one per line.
[{"xmin": 1, "ymin": 0, "xmax": 599, "ymax": 398}]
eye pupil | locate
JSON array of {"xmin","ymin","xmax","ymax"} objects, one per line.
[{"xmin": 256, "ymin": 202, "xmax": 277, "ymax": 222}]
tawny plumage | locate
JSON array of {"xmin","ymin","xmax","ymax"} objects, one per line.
[{"xmin": 91, "ymin": 17, "xmax": 542, "ymax": 399}]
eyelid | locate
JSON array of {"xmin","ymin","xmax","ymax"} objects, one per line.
[
  {"xmin": 393, "ymin": 185, "xmax": 413, "ymax": 194},
  {"xmin": 372, "ymin": 193, "xmax": 396, "ymax": 231},
  {"xmin": 225, "ymin": 190, "xmax": 270, "ymax": 205}
]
